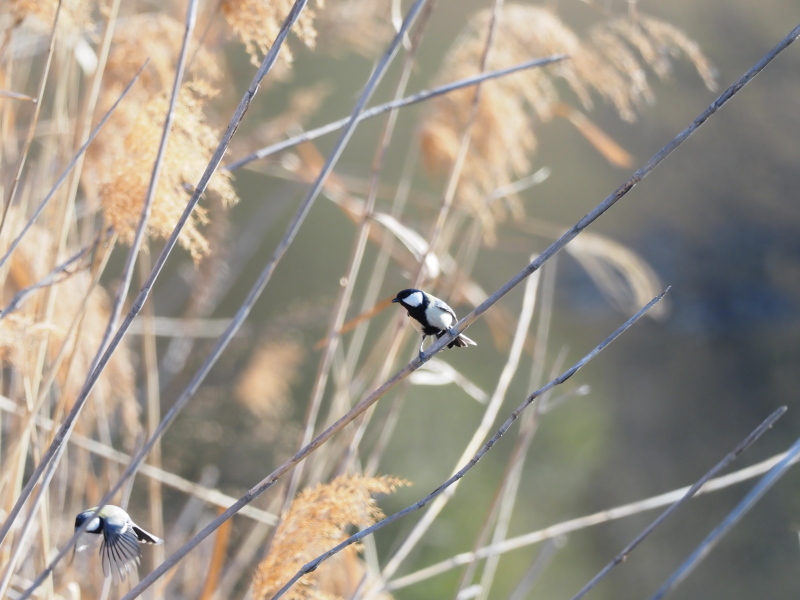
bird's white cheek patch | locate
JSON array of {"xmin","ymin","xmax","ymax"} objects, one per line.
[
  {"xmin": 86, "ymin": 518, "xmax": 100, "ymax": 532},
  {"xmin": 405, "ymin": 291, "xmax": 424, "ymax": 307}
]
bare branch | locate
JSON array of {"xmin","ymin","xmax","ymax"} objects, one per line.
[
  {"xmin": 571, "ymin": 405, "xmax": 788, "ymax": 600},
  {"xmin": 0, "ymin": 229, "xmax": 107, "ymax": 319},
  {"xmin": 388, "ymin": 446, "xmax": 800, "ymax": 591},
  {"xmin": 648, "ymin": 434, "xmax": 800, "ymax": 600},
  {"xmin": 224, "ymin": 55, "xmax": 568, "ymax": 172}
]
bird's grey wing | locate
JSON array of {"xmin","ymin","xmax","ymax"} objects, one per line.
[
  {"xmin": 431, "ymin": 298, "xmax": 458, "ymax": 321},
  {"xmin": 100, "ymin": 525, "xmax": 141, "ymax": 580}
]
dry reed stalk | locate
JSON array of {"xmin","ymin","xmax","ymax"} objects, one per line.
[
  {"xmin": 252, "ymin": 475, "xmax": 405, "ymax": 600},
  {"xmin": 198, "ymin": 507, "xmax": 232, "ymax": 600},
  {"xmin": 99, "ymin": 81, "xmax": 237, "ymax": 261},
  {"xmin": 137, "ymin": 247, "xmax": 166, "ymax": 570},
  {"xmin": 420, "ymin": 4, "xmax": 715, "ymax": 238}
]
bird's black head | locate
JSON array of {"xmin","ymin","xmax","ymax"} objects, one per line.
[
  {"xmin": 392, "ymin": 289, "xmax": 424, "ymax": 308},
  {"xmin": 75, "ymin": 510, "xmax": 102, "ymax": 533}
]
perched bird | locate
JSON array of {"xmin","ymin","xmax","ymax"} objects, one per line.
[
  {"xmin": 392, "ymin": 288, "xmax": 476, "ymax": 358},
  {"xmin": 74, "ymin": 505, "xmax": 163, "ymax": 580}
]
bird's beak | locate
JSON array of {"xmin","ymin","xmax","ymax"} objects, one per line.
[{"xmin": 391, "ymin": 297, "xmax": 400, "ymax": 303}]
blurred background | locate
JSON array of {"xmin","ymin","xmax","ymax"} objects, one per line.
[{"xmin": 2, "ymin": 0, "xmax": 800, "ymax": 598}]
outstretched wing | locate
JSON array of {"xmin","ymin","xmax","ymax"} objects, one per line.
[{"xmin": 100, "ymin": 524, "xmax": 141, "ymax": 580}]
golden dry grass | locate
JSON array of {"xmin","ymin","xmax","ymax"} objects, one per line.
[
  {"xmin": 99, "ymin": 81, "xmax": 238, "ymax": 262},
  {"xmin": 252, "ymin": 475, "xmax": 406, "ymax": 600},
  {"xmin": 222, "ymin": 0, "xmax": 323, "ymax": 67},
  {"xmin": 8, "ymin": 0, "xmax": 93, "ymax": 31},
  {"xmin": 420, "ymin": 4, "xmax": 715, "ymax": 240},
  {"xmin": 0, "ymin": 209, "xmax": 138, "ymax": 439}
]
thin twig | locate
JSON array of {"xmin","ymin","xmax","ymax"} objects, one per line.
[
  {"xmin": 269, "ymin": 290, "xmax": 668, "ymax": 600},
  {"xmin": 571, "ymin": 405, "xmax": 788, "ymax": 600},
  {"xmin": 0, "ymin": 229, "xmax": 106, "ymax": 319},
  {"xmin": 223, "ymin": 55, "xmax": 567, "ymax": 172},
  {"xmin": 509, "ymin": 538, "xmax": 566, "ymax": 600},
  {"xmin": 0, "ymin": 0, "xmax": 62, "ymax": 244},
  {"xmin": 429, "ymin": 0, "xmax": 503, "ymax": 259},
  {"xmin": 0, "ymin": 60, "xmax": 148, "ymax": 274},
  {"xmin": 648, "ymin": 434, "xmax": 800, "ymax": 600}
]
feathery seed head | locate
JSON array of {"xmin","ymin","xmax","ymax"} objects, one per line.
[
  {"xmin": 222, "ymin": 0, "xmax": 323, "ymax": 67},
  {"xmin": 421, "ymin": 4, "xmax": 715, "ymax": 239},
  {"xmin": 99, "ymin": 81, "xmax": 238, "ymax": 262},
  {"xmin": 252, "ymin": 475, "xmax": 406, "ymax": 599}
]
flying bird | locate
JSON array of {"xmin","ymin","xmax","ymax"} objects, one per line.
[{"xmin": 74, "ymin": 505, "xmax": 162, "ymax": 580}]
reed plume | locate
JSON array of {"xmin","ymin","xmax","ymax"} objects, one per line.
[
  {"xmin": 99, "ymin": 81, "xmax": 238, "ymax": 261},
  {"xmin": 420, "ymin": 4, "xmax": 715, "ymax": 239},
  {"xmin": 222, "ymin": 0, "xmax": 323, "ymax": 67},
  {"xmin": 252, "ymin": 475, "xmax": 406, "ymax": 600}
]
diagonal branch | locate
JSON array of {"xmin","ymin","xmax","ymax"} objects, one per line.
[
  {"xmin": 647, "ymin": 435, "xmax": 800, "ymax": 600},
  {"xmin": 224, "ymin": 54, "xmax": 568, "ymax": 172},
  {"xmin": 570, "ymin": 405, "xmax": 788, "ymax": 600},
  {"xmin": 0, "ymin": 228, "xmax": 108, "ymax": 319}
]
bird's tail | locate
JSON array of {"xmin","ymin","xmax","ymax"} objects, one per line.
[
  {"xmin": 446, "ymin": 333, "xmax": 477, "ymax": 349},
  {"xmin": 133, "ymin": 526, "xmax": 163, "ymax": 545}
]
